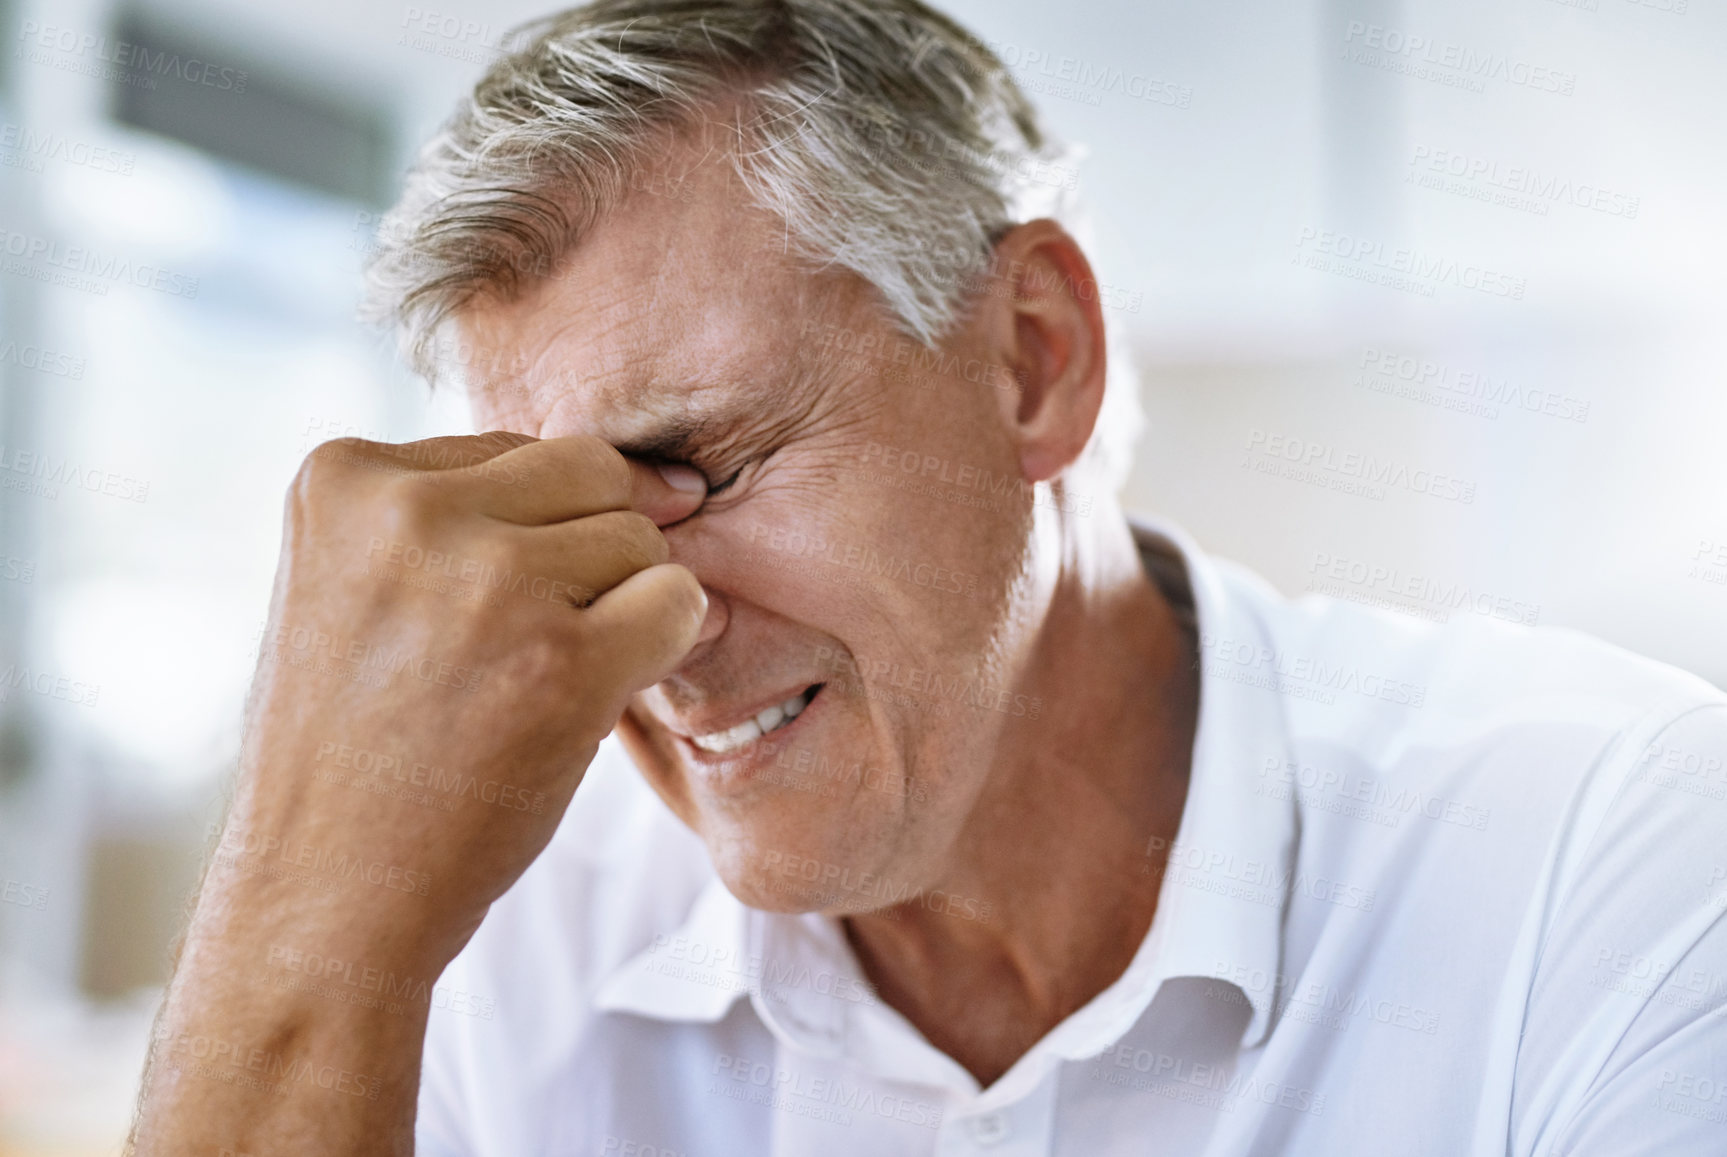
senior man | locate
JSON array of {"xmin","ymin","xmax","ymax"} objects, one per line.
[{"xmin": 131, "ymin": 1, "xmax": 1727, "ymax": 1154}]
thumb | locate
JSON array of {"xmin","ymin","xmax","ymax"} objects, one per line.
[
  {"xmin": 585, "ymin": 562, "xmax": 708, "ymax": 694},
  {"xmin": 627, "ymin": 459, "xmax": 708, "ymax": 527}
]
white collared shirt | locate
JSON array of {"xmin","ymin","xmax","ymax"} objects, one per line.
[{"xmin": 415, "ymin": 519, "xmax": 1727, "ymax": 1156}]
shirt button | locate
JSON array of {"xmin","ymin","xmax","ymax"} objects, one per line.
[{"xmin": 970, "ymin": 1112, "xmax": 1011, "ymax": 1145}]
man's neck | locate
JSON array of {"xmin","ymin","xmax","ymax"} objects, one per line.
[{"xmin": 843, "ymin": 511, "xmax": 1199, "ymax": 1088}]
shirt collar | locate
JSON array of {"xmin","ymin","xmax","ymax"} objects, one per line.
[
  {"xmin": 592, "ymin": 874, "xmax": 751, "ymax": 1022},
  {"xmin": 593, "ymin": 516, "xmax": 1298, "ymax": 1055},
  {"xmin": 1124, "ymin": 515, "xmax": 1298, "ymax": 1049}
]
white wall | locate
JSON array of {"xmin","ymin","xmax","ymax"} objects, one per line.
[{"xmin": 936, "ymin": 0, "xmax": 1727, "ymax": 688}]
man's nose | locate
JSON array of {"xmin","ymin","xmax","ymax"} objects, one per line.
[{"xmin": 654, "ymin": 510, "xmax": 729, "ymax": 653}]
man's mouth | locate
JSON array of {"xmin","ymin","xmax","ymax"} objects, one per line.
[{"xmin": 687, "ymin": 684, "xmax": 822, "ymax": 754}]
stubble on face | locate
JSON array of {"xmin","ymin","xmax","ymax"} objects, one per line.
[{"xmin": 452, "ymin": 125, "xmax": 1042, "ymax": 917}]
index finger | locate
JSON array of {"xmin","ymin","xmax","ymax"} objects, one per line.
[{"xmin": 443, "ymin": 435, "xmax": 708, "ymax": 527}]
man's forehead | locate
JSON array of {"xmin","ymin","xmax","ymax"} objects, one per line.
[
  {"xmin": 453, "ymin": 136, "xmax": 870, "ymax": 444},
  {"xmin": 464, "ymin": 286, "xmax": 808, "ymax": 450},
  {"xmin": 458, "ymin": 277, "xmax": 794, "ymax": 442}
]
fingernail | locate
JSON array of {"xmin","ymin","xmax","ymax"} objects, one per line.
[{"xmin": 656, "ymin": 462, "xmax": 708, "ymax": 495}]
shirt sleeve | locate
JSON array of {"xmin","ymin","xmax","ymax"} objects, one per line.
[{"xmin": 1509, "ymin": 703, "xmax": 1727, "ymax": 1156}]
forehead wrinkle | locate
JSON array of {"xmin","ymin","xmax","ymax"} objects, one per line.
[{"xmin": 611, "ymin": 339, "xmax": 844, "ymax": 465}]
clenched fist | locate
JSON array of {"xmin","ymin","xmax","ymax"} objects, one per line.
[
  {"xmin": 130, "ymin": 432, "xmax": 709, "ymax": 1155},
  {"xmin": 233, "ymin": 432, "xmax": 707, "ymax": 956}
]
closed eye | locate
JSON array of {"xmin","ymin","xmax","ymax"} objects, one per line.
[{"xmin": 705, "ymin": 466, "xmax": 745, "ymax": 496}]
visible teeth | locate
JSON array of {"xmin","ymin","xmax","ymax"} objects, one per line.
[
  {"xmin": 691, "ymin": 718, "xmax": 761, "ymax": 754},
  {"xmin": 690, "ymin": 688, "xmax": 816, "ymax": 753}
]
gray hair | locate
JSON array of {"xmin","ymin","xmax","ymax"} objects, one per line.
[{"xmin": 362, "ymin": 0, "xmax": 1143, "ymax": 486}]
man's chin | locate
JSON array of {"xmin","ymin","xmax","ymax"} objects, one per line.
[{"xmin": 707, "ymin": 842, "xmax": 893, "ymax": 917}]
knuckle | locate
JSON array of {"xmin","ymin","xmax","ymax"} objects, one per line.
[
  {"xmin": 566, "ymin": 435, "xmax": 632, "ymax": 500},
  {"xmin": 599, "ymin": 511, "xmax": 668, "ymax": 570},
  {"xmin": 504, "ymin": 628, "xmax": 579, "ymax": 687},
  {"xmin": 288, "ymin": 439, "xmax": 365, "ymax": 519},
  {"xmin": 290, "ymin": 438, "xmax": 398, "ymax": 501},
  {"xmin": 294, "ymin": 439, "xmax": 352, "ymax": 488},
  {"xmin": 328, "ymin": 435, "xmax": 384, "ymax": 454},
  {"xmin": 375, "ymin": 473, "xmax": 448, "ymax": 536},
  {"xmin": 468, "ymin": 430, "xmax": 535, "ymax": 457},
  {"xmin": 659, "ymin": 566, "xmax": 707, "ymax": 626}
]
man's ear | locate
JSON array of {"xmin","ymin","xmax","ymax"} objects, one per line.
[{"xmin": 981, "ymin": 219, "xmax": 1109, "ymax": 484}]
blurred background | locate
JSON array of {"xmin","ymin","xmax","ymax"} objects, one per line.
[{"xmin": 0, "ymin": 0, "xmax": 1722, "ymax": 1150}]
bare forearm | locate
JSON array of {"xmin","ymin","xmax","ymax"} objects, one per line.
[
  {"xmin": 129, "ymin": 879, "xmax": 435, "ymax": 1155},
  {"xmin": 127, "ymin": 435, "xmax": 708, "ymax": 1152}
]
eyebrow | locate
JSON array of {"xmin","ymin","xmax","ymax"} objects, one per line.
[{"xmin": 608, "ymin": 406, "xmax": 740, "ymax": 463}]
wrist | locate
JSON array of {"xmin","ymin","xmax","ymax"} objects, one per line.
[
  {"xmin": 151, "ymin": 920, "xmax": 431, "ymax": 1107},
  {"xmin": 184, "ymin": 862, "xmax": 467, "ymax": 992}
]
